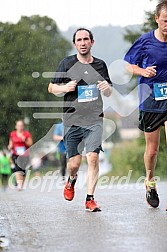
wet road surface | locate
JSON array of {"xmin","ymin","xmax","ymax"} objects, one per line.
[{"xmin": 0, "ymin": 176, "xmax": 167, "ymax": 252}]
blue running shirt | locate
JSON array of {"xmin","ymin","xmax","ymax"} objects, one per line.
[
  {"xmin": 54, "ymin": 123, "xmax": 66, "ymax": 153},
  {"xmin": 124, "ymin": 30, "xmax": 167, "ymax": 113}
]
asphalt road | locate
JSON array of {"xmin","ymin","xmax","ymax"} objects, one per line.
[{"xmin": 0, "ymin": 173, "xmax": 167, "ymax": 252}]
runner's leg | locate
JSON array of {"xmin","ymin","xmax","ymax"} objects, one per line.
[
  {"xmin": 67, "ymin": 155, "xmax": 82, "ymax": 176},
  {"xmin": 164, "ymin": 121, "xmax": 167, "ymax": 210},
  {"xmin": 15, "ymin": 172, "xmax": 25, "ymax": 190},
  {"xmin": 86, "ymin": 152, "xmax": 99, "ymax": 195},
  {"xmin": 144, "ymin": 128, "xmax": 160, "ymax": 180},
  {"xmin": 60, "ymin": 153, "xmax": 67, "ymax": 177},
  {"xmin": 63, "ymin": 155, "xmax": 81, "ymax": 201}
]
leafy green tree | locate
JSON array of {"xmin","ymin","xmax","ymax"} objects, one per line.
[
  {"xmin": 124, "ymin": 0, "xmax": 165, "ymax": 43},
  {"xmin": 0, "ymin": 15, "xmax": 72, "ymax": 147}
]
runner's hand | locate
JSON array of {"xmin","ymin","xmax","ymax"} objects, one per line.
[
  {"xmin": 143, "ymin": 66, "xmax": 156, "ymax": 78},
  {"xmin": 97, "ymin": 80, "xmax": 112, "ymax": 97},
  {"xmin": 97, "ymin": 80, "xmax": 110, "ymax": 91},
  {"xmin": 48, "ymin": 83, "xmax": 53, "ymax": 93},
  {"xmin": 65, "ymin": 80, "xmax": 77, "ymax": 92}
]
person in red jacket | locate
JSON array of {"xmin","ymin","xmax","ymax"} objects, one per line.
[{"xmin": 8, "ymin": 120, "xmax": 33, "ymax": 191}]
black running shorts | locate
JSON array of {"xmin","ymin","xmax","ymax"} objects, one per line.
[
  {"xmin": 138, "ymin": 111, "xmax": 167, "ymax": 132},
  {"xmin": 12, "ymin": 154, "xmax": 29, "ymax": 176}
]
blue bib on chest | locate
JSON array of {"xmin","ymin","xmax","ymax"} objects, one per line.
[
  {"xmin": 154, "ymin": 82, "xmax": 167, "ymax": 101},
  {"xmin": 78, "ymin": 84, "xmax": 98, "ymax": 103}
]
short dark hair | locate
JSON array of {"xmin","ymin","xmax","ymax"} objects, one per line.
[
  {"xmin": 155, "ymin": 1, "xmax": 167, "ymax": 17},
  {"xmin": 72, "ymin": 28, "xmax": 94, "ymax": 44}
]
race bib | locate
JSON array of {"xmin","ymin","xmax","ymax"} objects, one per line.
[
  {"xmin": 15, "ymin": 146, "xmax": 26, "ymax": 155},
  {"xmin": 78, "ymin": 84, "xmax": 98, "ymax": 103},
  {"xmin": 154, "ymin": 82, "xmax": 167, "ymax": 101}
]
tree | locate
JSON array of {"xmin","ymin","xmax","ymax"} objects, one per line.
[
  {"xmin": 124, "ymin": 0, "xmax": 167, "ymax": 43},
  {"xmin": 0, "ymin": 15, "xmax": 72, "ymax": 147},
  {"xmin": 124, "ymin": 1, "xmax": 157, "ymax": 43}
]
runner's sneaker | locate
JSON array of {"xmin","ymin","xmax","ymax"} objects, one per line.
[
  {"xmin": 64, "ymin": 175, "xmax": 77, "ymax": 201},
  {"xmin": 85, "ymin": 199, "xmax": 101, "ymax": 212},
  {"xmin": 145, "ymin": 180, "xmax": 159, "ymax": 208}
]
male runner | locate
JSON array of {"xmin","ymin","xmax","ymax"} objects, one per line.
[
  {"xmin": 48, "ymin": 28, "xmax": 112, "ymax": 211},
  {"xmin": 124, "ymin": 1, "xmax": 167, "ymax": 208}
]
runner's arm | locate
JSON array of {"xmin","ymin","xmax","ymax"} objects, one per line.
[
  {"xmin": 25, "ymin": 137, "xmax": 33, "ymax": 147},
  {"xmin": 127, "ymin": 64, "xmax": 157, "ymax": 78},
  {"xmin": 8, "ymin": 138, "xmax": 13, "ymax": 150},
  {"xmin": 53, "ymin": 135, "xmax": 63, "ymax": 141},
  {"xmin": 48, "ymin": 80, "xmax": 77, "ymax": 95},
  {"xmin": 9, "ymin": 157, "xmax": 13, "ymax": 166}
]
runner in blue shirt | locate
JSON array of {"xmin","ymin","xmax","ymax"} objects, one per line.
[
  {"xmin": 124, "ymin": 1, "xmax": 167, "ymax": 208},
  {"xmin": 53, "ymin": 122, "xmax": 66, "ymax": 181}
]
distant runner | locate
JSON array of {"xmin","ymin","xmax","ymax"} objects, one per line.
[
  {"xmin": 0, "ymin": 152, "xmax": 11, "ymax": 191},
  {"xmin": 53, "ymin": 122, "xmax": 67, "ymax": 181},
  {"xmin": 8, "ymin": 120, "xmax": 33, "ymax": 191}
]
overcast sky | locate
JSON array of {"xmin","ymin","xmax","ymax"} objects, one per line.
[{"xmin": 0, "ymin": 0, "xmax": 157, "ymax": 30}]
